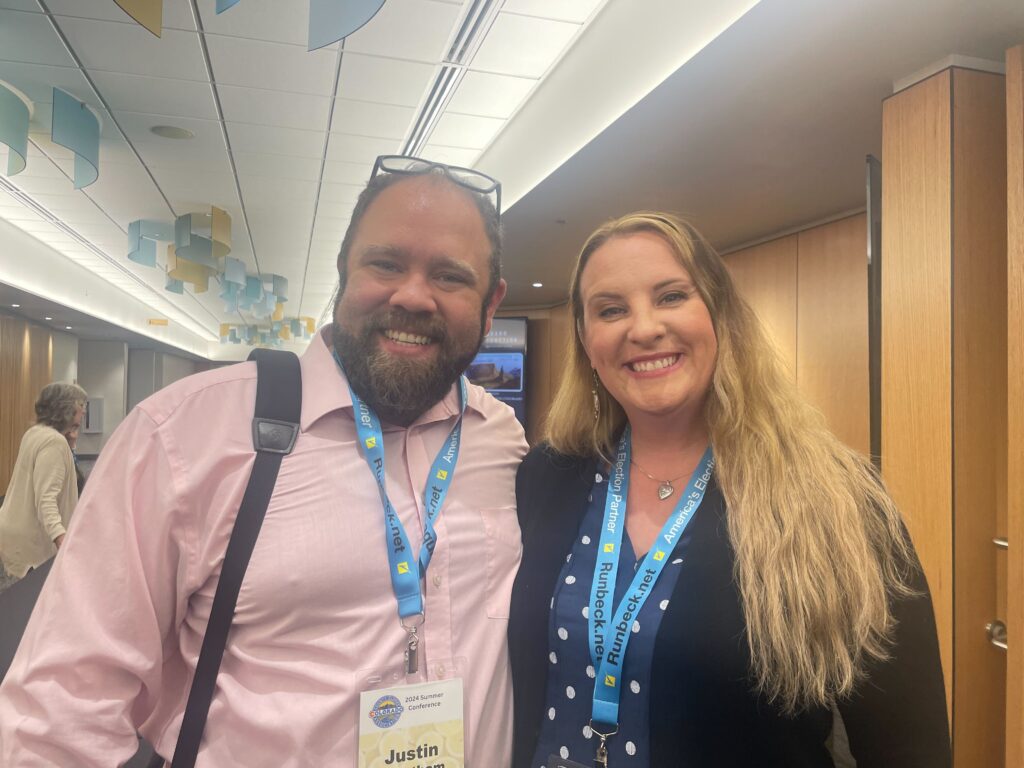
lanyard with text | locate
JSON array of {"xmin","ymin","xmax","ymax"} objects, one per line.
[
  {"xmin": 338, "ymin": 355, "xmax": 466, "ymax": 675},
  {"xmin": 587, "ymin": 427, "xmax": 714, "ymax": 764}
]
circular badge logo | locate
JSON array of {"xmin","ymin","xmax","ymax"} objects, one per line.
[{"xmin": 368, "ymin": 694, "xmax": 404, "ymax": 729}]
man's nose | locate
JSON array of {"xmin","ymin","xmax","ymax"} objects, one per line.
[{"xmin": 389, "ymin": 272, "xmax": 438, "ymax": 314}]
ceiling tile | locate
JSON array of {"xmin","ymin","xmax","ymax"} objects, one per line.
[
  {"xmin": 324, "ymin": 133, "xmax": 398, "ymax": 166},
  {"xmin": 330, "ymin": 99, "xmax": 414, "ymax": 141},
  {"xmin": 232, "ymin": 151, "xmax": 323, "ymax": 181},
  {"xmin": 344, "ymin": 0, "xmax": 461, "ymax": 63},
  {"xmin": 428, "ymin": 112, "xmax": 504, "ymax": 149},
  {"xmin": 58, "ymin": 17, "xmax": 209, "ymax": 82},
  {"xmin": 317, "ymin": 182, "xmax": 362, "ymax": 209},
  {"xmin": 419, "ymin": 144, "xmax": 481, "ymax": 167},
  {"xmin": 321, "ymin": 160, "xmax": 369, "ymax": 186},
  {"xmin": 82, "ymin": 161, "xmax": 175, "ymax": 224},
  {"xmin": 205, "ymin": 35, "xmax": 337, "ymax": 96},
  {"xmin": 10, "ymin": 174, "xmax": 79, "ymax": 197},
  {"xmin": 154, "ymin": 167, "xmax": 239, "ymax": 209},
  {"xmin": 470, "ymin": 13, "xmax": 579, "ymax": 77},
  {"xmin": 0, "ymin": 61, "xmax": 92, "ymax": 111},
  {"xmin": 337, "ymin": 54, "xmax": 435, "ymax": 107},
  {"xmin": 46, "ymin": 0, "xmax": 197, "ymax": 30},
  {"xmin": 240, "ymin": 176, "xmax": 317, "ymax": 210},
  {"xmin": 0, "ymin": 205, "xmax": 45, "ymax": 223},
  {"xmin": 312, "ymin": 216, "xmax": 348, "ymax": 239},
  {"xmin": 446, "ymin": 70, "xmax": 537, "ymax": 119},
  {"xmin": 114, "ymin": 112, "xmax": 225, "ymax": 164},
  {"xmin": 92, "ymin": 71, "xmax": 218, "ymax": 120},
  {"xmin": 0, "ymin": 9, "xmax": 76, "ymax": 67},
  {"xmin": 33, "ymin": 194, "xmax": 107, "ymax": 223},
  {"xmin": 196, "ymin": 0, "xmax": 311, "ymax": 47},
  {"xmin": 218, "ymin": 84, "xmax": 331, "ymax": 132},
  {"xmin": 501, "ymin": 0, "xmax": 603, "ymax": 24},
  {"xmin": 226, "ymin": 122, "xmax": 326, "ymax": 158},
  {"xmin": 0, "ymin": 1, "xmax": 40, "ymax": 11},
  {"xmin": 132, "ymin": 137, "xmax": 228, "ymax": 173},
  {"xmin": 16, "ymin": 146, "xmax": 66, "ymax": 178}
]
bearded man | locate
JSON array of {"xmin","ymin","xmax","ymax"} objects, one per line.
[{"xmin": 0, "ymin": 157, "xmax": 527, "ymax": 768}]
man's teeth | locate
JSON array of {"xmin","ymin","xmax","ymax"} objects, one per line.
[
  {"xmin": 384, "ymin": 330, "xmax": 432, "ymax": 345},
  {"xmin": 630, "ymin": 355, "xmax": 678, "ymax": 372}
]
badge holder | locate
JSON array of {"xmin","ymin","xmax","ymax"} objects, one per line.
[{"xmin": 355, "ymin": 656, "xmax": 468, "ymax": 768}]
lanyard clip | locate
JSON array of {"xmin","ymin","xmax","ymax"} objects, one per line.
[
  {"xmin": 402, "ymin": 613, "xmax": 425, "ymax": 676},
  {"xmin": 590, "ymin": 721, "xmax": 618, "ymax": 768}
]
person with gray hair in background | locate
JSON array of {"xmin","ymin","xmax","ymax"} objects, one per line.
[{"xmin": 0, "ymin": 382, "xmax": 87, "ymax": 584}]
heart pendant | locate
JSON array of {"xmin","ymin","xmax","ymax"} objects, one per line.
[{"xmin": 658, "ymin": 482, "xmax": 674, "ymax": 500}]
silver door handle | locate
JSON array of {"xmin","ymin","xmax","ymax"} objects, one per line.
[
  {"xmin": 987, "ymin": 620, "xmax": 1008, "ymax": 650},
  {"xmin": 994, "ymin": 537, "xmax": 1008, "ymax": 549}
]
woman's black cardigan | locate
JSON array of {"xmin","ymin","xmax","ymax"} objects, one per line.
[{"xmin": 508, "ymin": 445, "xmax": 951, "ymax": 767}]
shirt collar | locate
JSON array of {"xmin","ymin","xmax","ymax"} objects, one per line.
[{"xmin": 300, "ymin": 325, "xmax": 489, "ymax": 431}]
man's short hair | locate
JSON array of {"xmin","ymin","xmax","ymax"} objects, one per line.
[{"xmin": 335, "ymin": 172, "xmax": 502, "ymax": 301}]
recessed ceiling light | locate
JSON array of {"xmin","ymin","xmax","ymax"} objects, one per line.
[
  {"xmin": 65, "ymin": 326, "xmax": 72, "ymax": 330},
  {"xmin": 45, "ymin": 316, "xmax": 53, "ymax": 320},
  {"xmin": 11, "ymin": 303, "xmax": 20, "ymax": 307},
  {"xmin": 150, "ymin": 125, "xmax": 195, "ymax": 140},
  {"xmin": 532, "ymin": 282, "xmax": 543, "ymax": 288}
]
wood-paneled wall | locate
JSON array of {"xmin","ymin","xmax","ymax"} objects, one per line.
[
  {"xmin": 724, "ymin": 214, "xmax": 870, "ymax": 456},
  {"xmin": 497, "ymin": 304, "xmax": 571, "ymax": 445},
  {"xmin": 1005, "ymin": 44, "xmax": 1024, "ymax": 768},
  {"xmin": 723, "ymin": 235, "xmax": 798, "ymax": 375},
  {"xmin": 882, "ymin": 67, "xmax": 1007, "ymax": 766},
  {"xmin": 0, "ymin": 315, "xmax": 54, "ymax": 492}
]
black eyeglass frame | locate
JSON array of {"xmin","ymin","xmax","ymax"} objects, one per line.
[{"xmin": 370, "ymin": 154, "xmax": 502, "ymax": 218}]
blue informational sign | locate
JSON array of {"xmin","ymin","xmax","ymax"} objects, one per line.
[{"xmin": 467, "ymin": 317, "xmax": 527, "ymax": 427}]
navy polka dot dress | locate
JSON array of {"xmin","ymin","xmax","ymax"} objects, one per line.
[{"xmin": 530, "ymin": 473, "xmax": 691, "ymax": 768}]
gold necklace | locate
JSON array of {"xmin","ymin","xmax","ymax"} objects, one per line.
[{"xmin": 630, "ymin": 458, "xmax": 689, "ymax": 501}]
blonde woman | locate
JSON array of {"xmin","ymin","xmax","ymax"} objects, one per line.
[
  {"xmin": 508, "ymin": 213, "xmax": 949, "ymax": 767},
  {"xmin": 0, "ymin": 382, "xmax": 87, "ymax": 581}
]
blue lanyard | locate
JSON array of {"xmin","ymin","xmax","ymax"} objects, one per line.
[
  {"xmin": 588, "ymin": 427, "xmax": 715, "ymax": 728},
  {"xmin": 335, "ymin": 353, "xmax": 466, "ymax": 621}
]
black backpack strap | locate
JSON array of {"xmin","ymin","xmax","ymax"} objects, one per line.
[{"xmin": 168, "ymin": 349, "xmax": 301, "ymax": 768}]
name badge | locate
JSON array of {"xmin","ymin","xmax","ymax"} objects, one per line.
[{"xmin": 358, "ymin": 678, "xmax": 464, "ymax": 767}]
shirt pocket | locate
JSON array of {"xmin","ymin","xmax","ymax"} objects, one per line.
[{"xmin": 479, "ymin": 506, "xmax": 522, "ymax": 619}]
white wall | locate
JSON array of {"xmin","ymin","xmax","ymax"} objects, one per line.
[
  {"xmin": 77, "ymin": 340, "xmax": 128, "ymax": 455},
  {"xmin": 50, "ymin": 330, "xmax": 78, "ymax": 384},
  {"xmin": 127, "ymin": 349, "xmax": 157, "ymax": 412},
  {"xmin": 160, "ymin": 352, "xmax": 197, "ymax": 388},
  {"xmin": 127, "ymin": 349, "xmax": 198, "ymax": 413}
]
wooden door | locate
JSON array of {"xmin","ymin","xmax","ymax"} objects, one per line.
[{"xmin": 1005, "ymin": 43, "xmax": 1024, "ymax": 768}]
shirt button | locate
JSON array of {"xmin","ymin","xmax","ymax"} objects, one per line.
[
  {"xmin": 432, "ymin": 573, "xmax": 442, "ymax": 587},
  {"xmin": 436, "ymin": 664, "xmax": 446, "ymax": 676},
  {"xmin": 595, "ymin": 473, "xmax": 604, "ymax": 483}
]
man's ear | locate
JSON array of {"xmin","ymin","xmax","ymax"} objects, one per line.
[{"xmin": 482, "ymin": 278, "xmax": 508, "ymax": 336}]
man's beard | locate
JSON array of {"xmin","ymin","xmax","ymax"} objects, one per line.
[{"xmin": 333, "ymin": 308, "xmax": 484, "ymax": 426}]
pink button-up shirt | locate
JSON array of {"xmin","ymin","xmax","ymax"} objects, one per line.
[{"xmin": 0, "ymin": 328, "xmax": 527, "ymax": 767}]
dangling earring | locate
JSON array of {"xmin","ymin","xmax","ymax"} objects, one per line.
[{"xmin": 591, "ymin": 369, "xmax": 601, "ymax": 422}]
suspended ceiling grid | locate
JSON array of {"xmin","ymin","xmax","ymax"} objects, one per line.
[{"xmin": 0, "ymin": 0, "xmax": 605, "ymax": 349}]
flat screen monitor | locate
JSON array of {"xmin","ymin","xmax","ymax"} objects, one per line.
[{"xmin": 468, "ymin": 317, "xmax": 527, "ymax": 427}]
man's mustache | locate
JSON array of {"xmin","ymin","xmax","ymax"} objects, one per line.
[{"xmin": 365, "ymin": 309, "xmax": 447, "ymax": 342}]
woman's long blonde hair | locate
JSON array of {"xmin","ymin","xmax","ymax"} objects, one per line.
[{"xmin": 546, "ymin": 212, "xmax": 914, "ymax": 713}]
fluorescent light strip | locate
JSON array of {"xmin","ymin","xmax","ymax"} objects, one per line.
[
  {"xmin": 403, "ymin": 65, "xmax": 466, "ymax": 158},
  {"xmin": 0, "ymin": 178, "xmax": 218, "ymax": 340},
  {"xmin": 445, "ymin": 0, "xmax": 504, "ymax": 65},
  {"xmin": 402, "ymin": 0, "xmax": 503, "ymax": 157}
]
